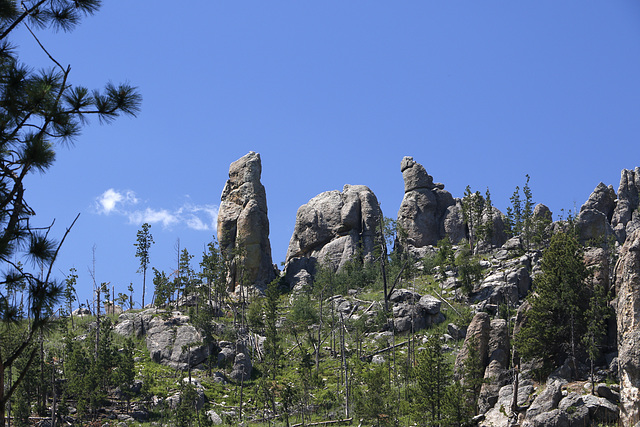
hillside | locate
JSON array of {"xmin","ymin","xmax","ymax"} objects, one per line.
[{"xmin": 2, "ymin": 153, "xmax": 639, "ymax": 427}]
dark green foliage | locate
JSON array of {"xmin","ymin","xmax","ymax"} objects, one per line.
[
  {"xmin": 506, "ymin": 175, "xmax": 536, "ymax": 249},
  {"xmin": 455, "ymin": 245, "xmax": 483, "ymax": 296},
  {"xmin": 582, "ymin": 278, "xmax": 612, "ymax": 393},
  {"xmin": 134, "ymin": 223, "xmax": 154, "ymax": 308},
  {"xmin": 152, "ymin": 268, "xmax": 173, "ymax": 309},
  {"xmin": 515, "ymin": 232, "xmax": 591, "ymax": 370},
  {"xmin": 353, "ymin": 362, "xmax": 396, "ymax": 426},
  {"xmin": 64, "ymin": 319, "xmax": 136, "ymax": 419},
  {"xmin": 413, "ymin": 335, "xmax": 452, "ymax": 425},
  {"xmin": 461, "ymin": 186, "xmax": 495, "ymax": 253},
  {"xmin": 263, "ymin": 278, "xmax": 281, "ymax": 382},
  {"xmin": 199, "ymin": 236, "xmax": 226, "ymax": 311},
  {"xmin": 175, "ymin": 383, "xmax": 200, "ymax": 427}
]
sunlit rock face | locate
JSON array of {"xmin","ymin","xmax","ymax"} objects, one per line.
[
  {"xmin": 217, "ymin": 151, "xmax": 275, "ymax": 291},
  {"xmin": 284, "ymin": 184, "xmax": 382, "ymax": 288},
  {"xmin": 615, "ymin": 229, "xmax": 640, "ymax": 426},
  {"xmin": 612, "ymin": 167, "xmax": 640, "ymax": 243}
]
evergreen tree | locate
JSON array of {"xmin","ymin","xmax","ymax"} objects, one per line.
[
  {"xmin": 134, "ymin": 223, "xmax": 154, "ymax": 308},
  {"xmin": 199, "ymin": 236, "xmax": 225, "ymax": 312},
  {"xmin": 582, "ymin": 278, "xmax": 611, "ymax": 394},
  {"xmin": 413, "ymin": 335, "xmax": 451, "ymax": 425},
  {"xmin": 515, "ymin": 232, "xmax": 590, "ymax": 371}
]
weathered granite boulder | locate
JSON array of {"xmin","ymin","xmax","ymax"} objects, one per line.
[
  {"xmin": 558, "ymin": 392, "xmax": 619, "ymax": 425},
  {"xmin": 113, "ymin": 309, "xmax": 155, "ymax": 338},
  {"xmin": 477, "ymin": 319, "xmax": 510, "ymax": 414},
  {"xmin": 612, "ymin": 167, "xmax": 640, "ymax": 242},
  {"xmin": 479, "ymin": 380, "xmax": 535, "ymax": 426},
  {"xmin": 443, "ymin": 201, "xmax": 467, "ymax": 243},
  {"xmin": 388, "ymin": 289, "xmax": 444, "ymax": 333},
  {"xmin": 145, "ymin": 314, "xmax": 213, "ymax": 370},
  {"xmin": 229, "ymin": 352, "xmax": 252, "ymax": 382},
  {"xmin": 284, "ymin": 184, "xmax": 382, "ymax": 285},
  {"xmin": 397, "ymin": 157, "xmax": 455, "ymax": 250},
  {"xmin": 523, "ymin": 377, "xmax": 566, "ymax": 422},
  {"xmin": 217, "ymin": 152, "xmax": 276, "ymax": 291},
  {"xmin": 533, "ymin": 203, "xmax": 553, "ymax": 222},
  {"xmin": 455, "ymin": 312, "xmax": 491, "ymax": 374},
  {"xmin": 615, "ymin": 229, "xmax": 640, "ymax": 426}
]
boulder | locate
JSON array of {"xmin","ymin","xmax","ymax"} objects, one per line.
[
  {"xmin": 558, "ymin": 392, "xmax": 619, "ymax": 425},
  {"xmin": 284, "ymin": 184, "xmax": 382, "ymax": 283},
  {"xmin": 229, "ymin": 352, "xmax": 252, "ymax": 382},
  {"xmin": 72, "ymin": 307, "xmax": 91, "ymax": 317},
  {"xmin": 615, "ymin": 229, "xmax": 640, "ymax": 425},
  {"xmin": 113, "ymin": 309, "xmax": 154, "ymax": 338},
  {"xmin": 417, "ymin": 294, "xmax": 441, "ymax": 315},
  {"xmin": 389, "ymin": 288, "xmax": 422, "ymax": 303},
  {"xmin": 455, "ymin": 312, "xmax": 491, "ymax": 374},
  {"xmin": 524, "ymin": 377, "xmax": 566, "ymax": 420},
  {"xmin": 206, "ymin": 410, "xmax": 223, "ymax": 425},
  {"xmin": 612, "ymin": 167, "xmax": 640, "ymax": 242},
  {"xmin": 217, "ymin": 152, "xmax": 276, "ymax": 291},
  {"xmin": 145, "ymin": 315, "xmax": 212, "ymax": 370},
  {"xmin": 533, "ymin": 203, "xmax": 553, "ymax": 222}
]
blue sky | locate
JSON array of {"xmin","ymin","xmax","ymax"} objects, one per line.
[{"xmin": 12, "ymin": 1, "xmax": 640, "ymax": 307}]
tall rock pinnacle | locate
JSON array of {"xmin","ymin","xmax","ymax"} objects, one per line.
[{"xmin": 217, "ymin": 152, "xmax": 275, "ymax": 291}]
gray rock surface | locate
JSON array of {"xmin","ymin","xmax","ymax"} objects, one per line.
[
  {"xmin": 284, "ymin": 184, "xmax": 382, "ymax": 285},
  {"xmin": 229, "ymin": 352, "xmax": 252, "ymax": 382},
  {"xmin": 455, "ymin": 312, "xmax": 491, "ymax": 373},
  {"xmin": 217, "ymin": 151, "xmax": 276, "ymax": 291},
  {"xmin": 615, "ymin": 228, "xmax": 640, "ymax": 426},
  {"xmin": 524, "ymin": 377, "xmax": 566, "ymax": 420},
  {"xmin": 581, "ymin": 182, "xmax": 617, "ymax": 221},
  {"xmin": 612, "ymin": 167, "xmax": 640, "ymax": 242},
  {"xmin": 145, "ymin": 314, "xmax": 212, "ymax": 370},
  {"xmin": 575, "ymin": 208, "xmax": 614, "ymax": 245},
  {"xmin": 396, "ymin": 157, "xmax": 455, "ymax": 249}
]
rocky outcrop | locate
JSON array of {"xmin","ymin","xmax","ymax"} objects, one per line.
[
  {"xmin": 397, "ymin": 157, "xmax": 455, "ymax": 252},
  {"xmin": 217, "ymin": 152, "xmax": 276, "ymax": 291},
  {"xmin": 284, "ymin": 184, "xmax": 381, "ymax": 285},
  {"xmin": 396, "ymin": 157, "xmax": 507, "ymax": 256},
  {"xmin": 615, "ymin": 228, "xmax": 640, "ymax": 426},
  {"xmin": 388, "ymin": 289, "xmax": 445, "ymax": 333},
  {"xmin": 477, "ymin": 319, "xmax": 510, "ymax": 413},
  {"xmin": 612, "ymin": 167, "xmax": 640, "ymax": 242},
  {"xmin": 145, "ymin": 314, "xmax": 213, "ymax": 371},
  {"xmin": 581, "ymin": 182, "xmax": 617, "ymax": 221},
  {"xmin": 455, "ymin": 312, "xmax": 491, "ymax": 373}
]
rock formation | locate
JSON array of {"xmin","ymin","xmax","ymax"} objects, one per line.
[
  {"xmin": 615, "ymin": 228, "xmax": 640, "ymax": 426},
  {"xmin": 396, "ymin": 157, "xmax": 455, "ymax": 252},
  {"xmin": 284, "ymin": 184, "xmax": 381, "ymax": 287},
  {"xmin": 612, "ymin": 167, "xmax": 640, "ymax": 242},
  {"xmin": 396, "ymin": 156, "xmax": 507, "ymax": 256},
  {"xmin": 217, "ymin": 152, "xmax": 276, "ymax": 291}
]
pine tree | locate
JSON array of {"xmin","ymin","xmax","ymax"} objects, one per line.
[
  {"xmin": 0, "ymin": 7, "xmax": 140, "ymax": 419},
  {"xmin": 515, "ymin": 232, "xmax": 590, "ymax": 372},
  {"xmin": 134, "ymin": 223, "xmax": 154, "ymax": 308},
  {"xmin": 413, "ymin": 334, "xmax": 452, "ymax": 425}
]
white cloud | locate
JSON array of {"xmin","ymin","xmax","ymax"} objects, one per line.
[
  {"xmin": 96, "ymin": 189, "xmax": 138, "ymax": 214},
  {"xmin": 128, "ymin": 208, "xmax": 179, "ymax": 228},
  {"xmin": 95, "ymin": 188, "xmax": 218, "ymax": 232}
]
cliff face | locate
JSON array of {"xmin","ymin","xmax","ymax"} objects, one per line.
[
  {"xmin": 217, "ymin": 152, "xmax": 275, "ymax": 290},
  {"xmin": 615, "ymin": 229, "xmax": 640, "ymax": 426}
]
